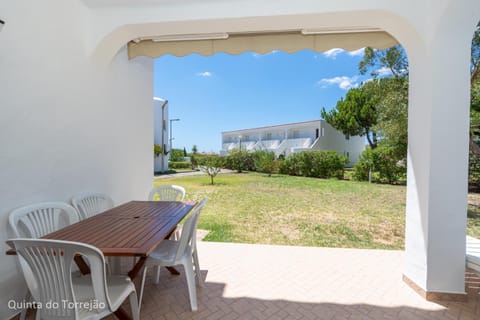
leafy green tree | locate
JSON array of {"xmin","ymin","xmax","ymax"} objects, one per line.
[
  {"xmin": 192, "ymin": 145, "xmax": 198, "ymax": 154},
  {"xmin": 373, "ymin": 77, "xmax": 409, "ymax": 159},
  {"xmin": 321, "ymin": 80, "xmax": 380, "ymax": 149},
  {"xmin": 359, "ymin": 45, "xmax": 408, "ymax": 78},
  {"xmin": 470, "ymin": 23, "xmax": 480, "ymax": 156}
]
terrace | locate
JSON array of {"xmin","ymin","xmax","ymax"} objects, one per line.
[
  {"xmin": 132, "ymin": 242, "xmax": 480, "ymax": 320},
  {"xmin": 2, "ymin": 1, "xmax": 480, "ymax": 319},
  {"xmin": 18, "ymin": 242, "xmax": 479, "ymax": 320}
]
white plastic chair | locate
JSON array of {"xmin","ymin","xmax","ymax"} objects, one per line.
[
  {"xmin": 149, "ymin": 185, "xmax": 187, "ymax": 242},
  {"xmin": 7, "ymin": 238, "xmax": 139, "ymax": 320},
  {"xmin": 71, "ymin": 192, "xmax": 114, "ymax": 220},
  {"xmin": 138, "ymin": 198, "xmax": 208, "ymax": 312},
  {"xmin": 9, "ymin": 202, "xmax": 79, "ymax": 320},
  {"xmin": 9, "ymin": 202, "xmax": 79, "ymax": 238},
  {"xmin": 148, "ymin": 185, "xmax": 186, "ymax": 201}
]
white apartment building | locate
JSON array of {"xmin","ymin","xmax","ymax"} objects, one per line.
[{"xmin": 221, "ymin": 120, "xmax": 365, "ymax": 165}]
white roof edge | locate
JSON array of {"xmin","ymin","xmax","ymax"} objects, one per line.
[{"xmin": 222, "ymin": 119, "xmax": 323, "ymax": 134}]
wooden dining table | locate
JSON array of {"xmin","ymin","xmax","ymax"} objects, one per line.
[{"xmin": 8, "ymin": 200, "xmax": 196, "ymax": 320}]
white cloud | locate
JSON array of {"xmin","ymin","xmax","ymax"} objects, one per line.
[
  {"xmin": 348, "ymin": 48, "xmax": 365, "ymax": 57},
  {"xmin": 376, "ymin": 67, "xmax": 393, "ymax": 77},
  {"xmin": 251, "ymin": 50, "xmax": 279, "ymax": 58},
  {"xmin": 197, "ymin": 71, "xmax": 213, "ymax": 77},
  {"xmin": 323, "ymin": 47, "xmax": 365, "ymax": 59},
  {"xmin": 318, "ymin": 76, "xmax": 359, "ymax": 90},
  {"xmin": 323, "ymin": 48, "xmax": 345, "ymax": 58}
]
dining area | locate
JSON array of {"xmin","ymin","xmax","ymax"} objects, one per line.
[{"xmin": 6, "ymin": 185, "xmax": 207, "ymax": 320}]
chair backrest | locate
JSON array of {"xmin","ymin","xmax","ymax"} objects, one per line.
[
  {"xmin": 148, "ymin": 185, "xmax": 186, "ymax": 201},
  {"xmin": 7, "ymin": 238, "xmax": 111, "ymax": 319},
  {"xmin": 71, "ymin": 192, "xmax": 114, "ymax": 220},
  {"xmin": 175, "ymin": 198, "xmax": 208, "ymax": 261},
  {"xmin": 9, "ymin": 202, "xmax": 79, "ymax": 238}
]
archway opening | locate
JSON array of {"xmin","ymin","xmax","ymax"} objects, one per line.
[{"xmin": 147, "ymin": 30, "xmax": 411, "ymax": 250}]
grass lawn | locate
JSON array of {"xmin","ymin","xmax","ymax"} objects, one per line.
[{"xmin": 154, "ymin": 172, "xmax": 480, "ymax": 250}]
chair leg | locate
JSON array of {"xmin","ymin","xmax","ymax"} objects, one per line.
[
  {"xmin": 138, "ymin": 266, "xmax": 148, "ymax": 314},
  {"xmin": 154, "ymin": 266, "xmax": 161, "ymax": 284},
  {"xmin": 129, "ymin": 291, "xmax": 140, "ymax": 320},
  {"xmin": 19, "ymin": 291, "xmax": 30, "ymax": 320},
  {"xmin": 192, "ymin": 249, "xmax": 204, "ymax": 287},
  {"xmin": 183, "ymin": 258, "xmax": 198, "ymax": 311}
]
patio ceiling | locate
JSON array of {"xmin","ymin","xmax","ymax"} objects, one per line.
[{"xmin": 127, "ymin": 30, "xmax": 398, "ymax": 59}]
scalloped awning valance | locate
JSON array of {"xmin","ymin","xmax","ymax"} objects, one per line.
[{"xmin": 127, "ymin": 31, "xmax": 398, "ymax": 59}]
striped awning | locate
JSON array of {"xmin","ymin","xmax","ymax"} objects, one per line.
[{"xmin": 127, "ymin": 31, "xmax": 398, "ymax": 59}]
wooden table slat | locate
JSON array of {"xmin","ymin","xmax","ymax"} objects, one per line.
[{"xmin": 42, "ymin": 201, "xmax": 196, "ymax": 256}]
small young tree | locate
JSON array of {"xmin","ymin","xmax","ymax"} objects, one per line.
[{"xmin": 199, "ymin": 155, "xmax": 223, "ymax": 185}]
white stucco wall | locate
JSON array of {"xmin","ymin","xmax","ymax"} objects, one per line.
[
  {"xmin": 313, "ymin": 122, "xmax": 365, "ymax": 165},
  {"xmin": 0, "ymin": 2, "xmax": 153, "ymax": 318}
]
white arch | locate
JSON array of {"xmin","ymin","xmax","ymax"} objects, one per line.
[{"xmin": 88, "ymin": 8, "xmax": 422, "ymax": 66}]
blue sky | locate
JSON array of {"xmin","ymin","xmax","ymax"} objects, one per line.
[{"xmin": 154, "ymin": 48, "xmax": 385, "ymax": 153}]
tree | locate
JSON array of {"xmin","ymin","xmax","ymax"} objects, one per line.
[
  {"xmin": 192, "ymin": 145, "xmax": 198, "ymax": 155},
  {"xmin": 321, "ymin": 80, "xmax": 380, "ymax": 149},
  {"xmin": 470, "ymin": 23, "xmax": 480, "ymax": 156},
  {"xmin": 373, "ymin": 77, "xmax": 409, "ymax": 159},
  {"xmin": 359, "ymin": 45, "xmax": 408, "ymax": 78},
  {"xmin": 199, "ymin": 155, "xmax": 223, "ymax": 185},
  {"xmin": 359, "ymin": 24, "xmax": 480, "ymax": 157}
]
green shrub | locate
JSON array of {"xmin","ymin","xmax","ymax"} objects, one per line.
[
  {"xmin": 170, "ymin": 149, "xmax": 185, "ymax": 162},
  {"xmin": 223, "ymin": 149, "xmax": 255, "ymax": 172},
  {"xmin": 280, "ymin": 150, "xmax": 347, "ymax": 179},
  {"xmin": 253, "ymin": 150, "xmax": 276, "ymax": 176},
  {"xmin": 191, "ymin": 154, "xmax": 210, "ymax": 169},
  {"xmin": 169, "ymin": 161, "xmax": 191, "ymax": 169},
  {"xmin": 353, "ymin": 146, "xmax": 405, "ymax": 184}
]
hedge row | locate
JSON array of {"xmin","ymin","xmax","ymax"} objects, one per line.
[
  {"xmin": 279, "ymin": 150, "xmax": 347, "ymax": 179},
  {"xmin": 169, "ymin": 161, "xmax": 191, "ymax": 169}
]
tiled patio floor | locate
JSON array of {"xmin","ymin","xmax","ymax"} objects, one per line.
[
  {"xmin": 20, "ymin": 242, "xmax": 480, "ymax": 320},
  {"xmin": 136, "ymin": 242, "xmax": 480, "ymax": 320}
]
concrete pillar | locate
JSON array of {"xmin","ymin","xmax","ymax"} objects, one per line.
[{"xmin": 404, "ymin": 19, "xmax": 472, "ymax": 296}]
